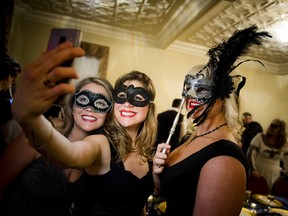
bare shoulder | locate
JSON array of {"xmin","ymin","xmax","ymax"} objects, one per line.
[
  {"xmin": 194, "ymin": 156, "xmax": 246, "ymax": 215},
  {"xmin": 203, "ymin": 155, "xmax": 246, "ymax": 178}
]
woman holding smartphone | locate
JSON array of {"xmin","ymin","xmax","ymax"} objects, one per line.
[
  {"xmin": 11, "ymin": 42, "xmax": 157, "ymax": 216},
  {"xmin": 0, "ymin": 76, "xmax": 114, "ymax": 216}
]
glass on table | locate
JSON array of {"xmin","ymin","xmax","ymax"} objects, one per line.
[
  {"xmin": 245, "ymin": 190, "xmax": 252, "ymax": 203},
  {"xmin": 243, "ymin": 190, "xmax": 252, "ymax": 209},
  {"xmin": 266, "ymin": 193, "xmax": 275, "ymax": 212}
]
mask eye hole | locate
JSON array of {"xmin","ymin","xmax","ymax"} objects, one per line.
[
  {"xmin": 76, "ymin": 95, "xmax": 89, "ymax": 105},
  {"xmin": 196, "ymin": 87, "xmax": 209, "ymax": 95},
  {"xmin": 134, "ymin": 94, "xmax": 145, "ymax": 102},
  {"xmin": 196, "ymin": 87, "xmax": 205, "ymax": 93},
  {"xmin": 117, "ymin": 92, "xmax": 126, "ymax": 99},
  {"xmin": 94, "ymin": 99, "xmax": 110, "ymax": 110}
]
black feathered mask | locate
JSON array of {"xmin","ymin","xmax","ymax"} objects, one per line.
[{"xmin": 183, "ymin": 25, "xmax": 272, "ymax": 125}]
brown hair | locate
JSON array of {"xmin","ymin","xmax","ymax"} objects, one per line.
[
  {"xmin": 267, "ymin": 119, "xmax": 287, "ymax": 149},
  {"xmin": 105, "ymin": 70, "xmax": 157, "ymax": 163},
  {"xmin": 59, "ymin": 77, "xmax": 114, "ymax": 137}
]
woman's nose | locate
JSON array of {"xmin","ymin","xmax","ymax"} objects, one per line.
[
  {"xmin": 85, "ymin": 107, "xmax": 94, "ymax": 112},
  {"xmin": 123, "ymin": 101, "xmax": 133, "ymax": 107}
]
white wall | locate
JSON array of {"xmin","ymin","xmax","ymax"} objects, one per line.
[{"xmin": 8, "ymin": 11, "xmax": 288, "ymax": 131}]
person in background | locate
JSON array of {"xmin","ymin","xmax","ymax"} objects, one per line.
[
  {"xmin": 0, "ymin": 54, "xmax": 22, "ymax": 155},
  {"xmin": 11, "ymin": 42, "xmax": 157, "ymax": 216},
  {"xmin": 156, "ymin": 98, "xmax": 186, "ymax": 151},
  {"xmin": 241, "ymin": 112, "xmax": 263, "ymax": 155},
  {"xmin": 152, "ymin": 25, "xmax": 271, "ymax": 216},
  {"xmin": 242, "ymin": 112, "xmax": 253, "ymax": 127},
  {"xmin": 247, "ymin": 118, "xmax": 288, "ymax": 192},
  {"xmin": 0, "ymin": 77, "xmax": 114, "ymax": 216},
  {"xmin": 0, "ymin": 54, "xmax": 21, "ymax": 96}
]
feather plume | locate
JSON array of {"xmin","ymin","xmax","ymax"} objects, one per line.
[
  {"xmin": 187, "ymin": 25, "xmax": 272, "ymax": 125},
  {"xmin": 206, "ymin": 25, "xmax": 271, "ymax": 99},
  {"xmin": 207, "ymin": 25, "xmax": 271, "ymax": 76}
]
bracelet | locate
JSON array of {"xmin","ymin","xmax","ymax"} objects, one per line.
[{"xmin": 31, "ymin": 126, "xmax": 54, "ymax": 150}]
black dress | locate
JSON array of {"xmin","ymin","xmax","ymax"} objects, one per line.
[
  {"xmin": 3, "ymin": 157, "xmax": 82, "ymax": 216},
  {"xmin": 76, "ymin": 142, "xmax": 154, "ymax": 216},
  {"xmin": 160, "ymin": 140, "xmax": 248, "ymax": 216}
]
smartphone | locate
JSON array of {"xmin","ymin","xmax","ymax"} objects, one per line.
[
  {"xmin": 46, "ymin": 28, "xmax": 82, "ymax": 105},
  {"xmin": 47, "ymin": 28, "xmax": 82, "ymax": 67}
]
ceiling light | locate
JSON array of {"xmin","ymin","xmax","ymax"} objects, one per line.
[{"xmin": 269, "ymin": 20, "xmax": 288, "ymax": 43}]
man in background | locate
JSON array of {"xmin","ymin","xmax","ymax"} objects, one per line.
[
  {"xmin": 241, "ymin": 112, "xmax": 263, "ymax": 155},
  {"xmin": 242, "ymin": 112, "xmax": 253, "ymax": 127},
  {"xmin": 0, "ymin": 54, "xmax": 21, "ymax": 155},
  {"xmin": 156, "ymin": 98, "xmax": 186, "ymax": 151}
]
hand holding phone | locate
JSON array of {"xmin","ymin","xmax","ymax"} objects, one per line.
[
  {"xmin": 46, "ymin": 28, "xmax": 82, "ymax": 105},
  {"xmin": 47, "ymin": 28, "xmax": 82, "ymax": 67}
]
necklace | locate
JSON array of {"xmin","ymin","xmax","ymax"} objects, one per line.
[{"xmin": 186, "ymin": 123, "xmax": 227, "ymax": 147}]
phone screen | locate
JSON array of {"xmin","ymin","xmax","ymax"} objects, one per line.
[
  {"xmin": 46, "ymin": 28, "xmax": 82, "ymax": 105},
  {"xmin": 47, "ymin": 28, "xmax": 82, "ymax": 67}
]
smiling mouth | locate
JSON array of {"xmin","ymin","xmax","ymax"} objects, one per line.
[
  {"xmin": 189, "ymin": 100, "xmax": 201, "ymax": 108},
  {"xmin": 120, "ymin": 110, "xmax": 136, "ymax": 117},
  {"xmin": 82, "ymin": 115, "xmax": 97, "ymax": 122}
]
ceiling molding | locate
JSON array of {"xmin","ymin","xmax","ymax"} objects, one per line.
[
  {"xmin": 156, "ymin": 0, "xmax": 218, "ymax": 48},
  {"xmin": 13, "ymin": 0, "xmax": 288, "ymax": 75}
]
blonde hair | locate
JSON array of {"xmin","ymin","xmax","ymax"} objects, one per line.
[{"xmin": 224, "ymin": 93, "xmax": 243, "ymax": 144}]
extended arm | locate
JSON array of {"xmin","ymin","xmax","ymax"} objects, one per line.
[{"xmin": 10, "ymin": 42, "xmax": 101, "ymax": 168}]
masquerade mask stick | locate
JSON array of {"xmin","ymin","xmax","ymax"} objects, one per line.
[{"xmin": 161, "ymin": 97, "xmax": 186, "ymax": 154}]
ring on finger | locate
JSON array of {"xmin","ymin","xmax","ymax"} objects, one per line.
[{"xmin": 43, "ymin": 78, "xmax": 56, "ymax": 88}]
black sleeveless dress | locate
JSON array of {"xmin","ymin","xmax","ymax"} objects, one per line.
[
  {"xmin": 161, "ymin": 140, "xmax": 248, "ymax": 216},
  {"xmin": 3, "ymin": 157, "xmax": 82, "ymax": 216},
  {"xmin": 76, "ymin": 142, "xmax": 154, "ymax": 216}
]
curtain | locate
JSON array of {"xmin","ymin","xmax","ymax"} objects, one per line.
[{"xmin": 73, "ymin": 56, "xmax": 100, "ymax": 83}]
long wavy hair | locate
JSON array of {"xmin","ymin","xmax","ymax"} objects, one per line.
[
  {"xmin": 58, "ymin": 77, "xmax": 114, "ymax": 137},
  {"xmin": 266, "ymin": 119, "xmax": 287, "ymax": 149},
  {"xmin": 224, "ymin": 90, "xmax": 243, "ymax": 144},
  {"xmin": 105, "ymin": 70, "xmax": 157, "ymax": 163}
]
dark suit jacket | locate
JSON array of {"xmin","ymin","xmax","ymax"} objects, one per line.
[
  {"xmin": 241, "ymin": 121, "xmax": 263, "ymax": 155},
  {"xmin": 156, "ymin": 109, "xmax": 184, "ymax": 151}
]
